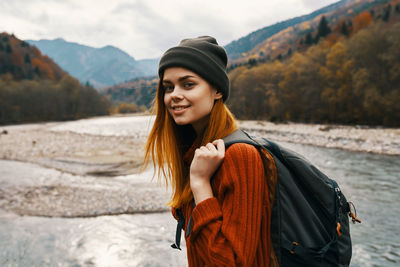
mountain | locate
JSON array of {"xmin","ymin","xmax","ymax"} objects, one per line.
[
  {"xmin": 226, "ymin": 0, "xmax": 396, "ymax": 65},
  {"xmin": 224, "ymin": 0, "xmax": 351, "ymax": 61},
  {"xmin": 26, "ymin": 38, "xmax": 158, "ymax": 88}
]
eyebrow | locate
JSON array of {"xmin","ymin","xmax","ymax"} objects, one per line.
[{"xmin": 162, "ymin": 75, "xmax": 195, "ymax": 83}]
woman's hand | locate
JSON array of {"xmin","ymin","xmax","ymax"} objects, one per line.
[{"xmin": 190, "ymin": 139, "xmax": 225, "ymax": 204}]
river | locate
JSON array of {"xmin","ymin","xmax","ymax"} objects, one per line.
[{"xmin": 0, "ymin": 116, "xmax": 399, "ymax": 266}]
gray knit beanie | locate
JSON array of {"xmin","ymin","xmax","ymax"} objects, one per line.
[{"xmin": 158, "ymin": 36, "xmax": 229, "ymax": 101}]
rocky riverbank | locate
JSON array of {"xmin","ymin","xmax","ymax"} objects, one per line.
[
  {"xmin": 0, "ymin": 115, "xmax": 399, "ymax": 217},
  {"xmin": 0, "ymin": 160, "xmax": 170, "ymax": 217},
  {"xmin": 239, "ymin": 120, "xmax": 400, "ymax": 156},
  {"xmin": 0, "ymin": 115, "xmax": 170, "ymax": 217}
]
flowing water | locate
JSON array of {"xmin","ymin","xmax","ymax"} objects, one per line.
[
  {"xmin": 0, "ymin": 212, "xmax": 186, "ymax": 267},
  {"xmin": 0, "ymin": 117, "xmax": 399, "ymax": 266}
]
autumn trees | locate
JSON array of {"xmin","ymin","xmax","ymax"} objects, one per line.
[
  {"xmin": 102, "ymin": 77, "xmax": 157, "ymax": 110},
  {"xmin": 0, "ymin": 33, "xmax": 111, "ymax": 125},
  {"xmin": 228, "ymin": 22, "xmax": 400, "ymax": 127},
  {"xmin": 0, "ymin": 75, "xmax": 110, "ymax": 124}
]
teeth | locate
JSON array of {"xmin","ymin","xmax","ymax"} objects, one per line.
[{"xmin": 173, "ymin": 106, "xmax": 187, "ymax": 110}]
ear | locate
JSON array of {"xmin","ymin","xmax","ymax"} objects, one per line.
[{"xmin": 214, "ymin": 90, "xmax": 223, "ymax": 100}]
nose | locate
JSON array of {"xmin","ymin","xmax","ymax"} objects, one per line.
[{"xmin": 170, "ymin": 87, "xmax": 184, "ymax": 101}]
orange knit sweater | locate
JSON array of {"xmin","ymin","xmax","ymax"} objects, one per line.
[{"xmin": 172, "ymin": 142, "xmax": 278, "ymax": 266}]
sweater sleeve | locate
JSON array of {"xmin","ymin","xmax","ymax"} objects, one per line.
[{"xmin": 189, "ymin": 143, "xmax": 266, "ymax": 266}]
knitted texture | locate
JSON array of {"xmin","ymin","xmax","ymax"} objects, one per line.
[
  {"xmin": 173, "ymin": 143, "xmax": 277, "ymax": 266},
  {"xmin": 158, "ymin": 36, "xmax": 230, "ymax": 101}
]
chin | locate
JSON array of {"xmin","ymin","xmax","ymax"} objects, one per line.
[{"xmin": 173, "ymin": 117, "xmax": 191, "ymax": 126}]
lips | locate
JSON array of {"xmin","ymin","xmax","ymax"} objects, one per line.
[{"xmin": 171, "ymin": 105, "xmax": 190, "ymax": 114}]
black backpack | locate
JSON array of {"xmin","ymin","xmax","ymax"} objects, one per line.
[
  {"xmin": 223, "ymin": 129, "xmax": 361, "ymax": 267},
  {"xmin": 171, "ymin": 129, "xmax": 361, "ymax": 267}
]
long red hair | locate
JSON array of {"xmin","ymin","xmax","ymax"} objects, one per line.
[{"xmin": 144, "ymin": 76, "xmax": 237, "ymax": 208}]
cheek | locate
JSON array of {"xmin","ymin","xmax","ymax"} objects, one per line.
[
  {"xmin": 197, "ymin": 95, "xmax": 215, "ymax": 113},
  {"xmin": 163, "ymin": 93, "xmax": 170, "ymax": 106}
]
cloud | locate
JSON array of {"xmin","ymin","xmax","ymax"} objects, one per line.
[
  {"xmin": 300, "ymin": 0, "xmax": 336, "ymax": 10},
  {"xmin": 0, "ymin": 0, "xmax": 339, "ymax": 59},
  {"xmin": 109, "ymin": 0, "xmax": 234, "ymax": 58},
  {"xmin": 110, "ymin": 0, "xmax": 178, "ymax": 58}
]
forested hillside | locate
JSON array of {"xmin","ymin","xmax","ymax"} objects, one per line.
[
  {"xmin": 0, "ymin": 33, "xmax": 110, "ymax": 125},
  {"xmin": 229, "ymin": 0, "xmax": 399, "ymax": 65},
  {"xmin": 224, "ymin": 0, "xmax": 347, "ymax": 61},
  {"xmin": 228, "ymin": 16, "xmax": 400, "ymax": 126},
  {"xmin": 0, "ymin": 33, "xmax": 66, "ymax": 81},
  {"xmin": 101, "ymin": 76, "xmax": 158, "ymax": 112}
]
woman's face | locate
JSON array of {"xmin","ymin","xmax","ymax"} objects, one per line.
[{"xmin": 163, "ymin": 67, "xmax": 222, "ymax": 134}]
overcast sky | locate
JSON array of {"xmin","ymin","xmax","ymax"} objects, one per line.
[{"xmin": 0, "ymin": 0, "xmax": 338, "ymax": 60}]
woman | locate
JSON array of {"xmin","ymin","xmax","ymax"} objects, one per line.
[{"xmin": 144, "ymin": 36, "xmax": 277, "ymax": 266}]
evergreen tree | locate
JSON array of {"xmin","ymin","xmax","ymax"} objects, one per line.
[
  {"xmin": 383, "ymin": 4, "xmax": 391, "ymax": 21},
  {"xmin": 316, "ymin": 16, "xmax": 331, "ymax": 42},
  {"xmin": 305, "ymin": 32, "xmax": 314, "ymax": 45},
  {"xmin": 369, "ymin": 9, "xmax": 375, "ymax": 18},
  {"xmin": 396, "ymin": 4, "xmax": 400, "ymax": 13},
  {"xmin": 341, "ymin": 21, "xmax": 349, "ymax": 36},
  {"xmin": 248, "ymin": 58, "xmax": 257, "ymax": 66},
  {"xmin": 6, "ymin": 44, "xmax": 12, "ymax": 53},
  {"xmin": 24, "ymin": 54, "xmax": 31, "ymax": 64},
  {"xmin": 34, "ymin": 66, "xmax": 40, "ymax": 76}
]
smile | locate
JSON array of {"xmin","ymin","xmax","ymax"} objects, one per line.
[
  {"xmin": 171, "ymin": 105, "xmax": 189, "ymax": 114},
  {"xmin": 172, "ymin": 105, "xmax": 189, "ymax": 110}
]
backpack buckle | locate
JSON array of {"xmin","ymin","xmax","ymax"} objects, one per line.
[
  {"xmin": 289, "ymin": 241, "xmax": 299, "ymax": 254},
  {"xmin": 348, "ymin": 201, "xmax": 362, "ymax": 224},
  {"xmin": 336, "ymin": 222, "xmax": 342, "ymax": 237}
]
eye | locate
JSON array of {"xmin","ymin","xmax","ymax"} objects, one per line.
[
  {"xmin": 163, "ymin": 84, "xmax": 174, "ymax": 92},
  {"xmin": 183, "ymin": 82, "xmax": 195, "ymax": 88}
]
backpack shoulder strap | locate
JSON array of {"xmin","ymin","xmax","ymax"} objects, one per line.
[
  {"xmin": 171, "ymin": 201, "xmax": 196, "ymax": 250},
  {"xmin": 223, "ymin": 129, "xmax": 259, "ymax": 148},
  {"xmin": 171, "ymin": 208, "xmax": 184, "ymax": 250},
  {"xmin": 224, "ymin": 129, "xmax": 282, "ymax": 160}
]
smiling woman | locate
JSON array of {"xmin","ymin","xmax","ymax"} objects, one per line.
[
  {"xmin": 144, "ymin": 36, "xmax": 278, "ymax": 266},
  {"xmin": 162, "ymin": 68, "xmax": 223, "ymax": 134}
]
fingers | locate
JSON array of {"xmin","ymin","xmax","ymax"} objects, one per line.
[
  {"xmin": 196, "ymin": 139, "xmax": 225, "ymax": 157},
  {"xmin": 199, "ymin": 140, "xmax": 225, "ymax": 152},
  {"xmin": 206, "ymin": 143, "xmax": 217, "ymax": 151},
  {"xmin": 190, "ymin": 139, "xmax": 225, "ymax": 181},
  {"xmin": 212, "ymin": 139, "xmax": 225, "ymax": 155},
  {"xmin": 198, "ymin": 145, "xmax": 215, "ymax": 155},
  {"xmin": 199, "ymin": 146, "xmax": 209, "ymax": 153}
]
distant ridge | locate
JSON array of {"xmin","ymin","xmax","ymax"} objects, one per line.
[
  {"xmin": 224, "ymin": 0, "xmax": 348, "ymax": 60},
  {"xmin": 26, "ymin": 38, "xmax": 158, "ymax": 88}
]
